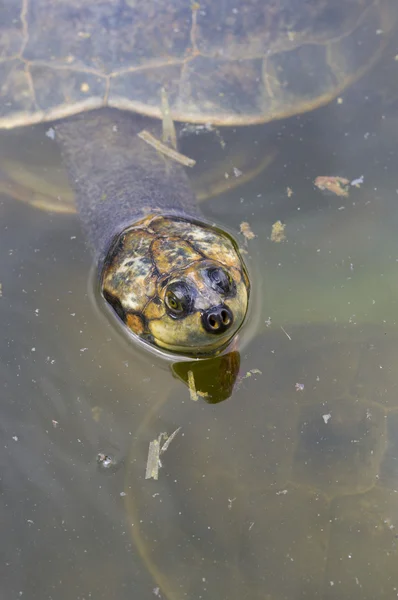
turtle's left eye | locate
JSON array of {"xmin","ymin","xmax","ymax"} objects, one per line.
[
  {"xmin": 206, "ymin": 267, "xmax": 235, "ymax": 296},
  {"xmin": 165, "ymin": 281, "xmax": 194, "ymax": 319}
]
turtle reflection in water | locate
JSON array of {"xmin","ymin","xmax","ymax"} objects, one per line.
[
  {"xmin": 1, "ymin": 0, "xmax": 396, "ymax": 358},
  {"xmin": 126, "ymin": 327, "xmax": 398, "ymax": 599}
]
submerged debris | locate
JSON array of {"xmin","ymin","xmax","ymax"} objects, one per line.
[
  {"xmin": 233, "ymin": 167, "xmax": 243, "ymax": 178},
  {"xmin": 179, "ymin": 122, "xmax": 226, "ymax": 149},
  {"xmin": 97, "ymin": 453, "xmax": 118, "ymax": 470},
  {"xmin": 160, "ymin": 87, "xmax": 177, "ymax": 150},
  {"xmin": 187, "ymin": 369, "xmax": 198, "ymax": 401},
  {"xmin": 45, "ymin": 127, "xmax": 55, "ymax": 140},
  {"xmin": 187, "ymin": 369, "xmax": 209, "ymax": 401},
  {"xmin": 180, "ymin": 122, "xmax": 214, "ymax": 136},
  {"xmin": 240, "ymin": 221, "xmax": 256, "ymax": 240},
  {"xmin": 91, "ymin": 406, "xmax": 103, "ymax": 422},
  {"xmin": 314, "ymin": 175, "xmax": 350, "ymax": 197},
  {"xmin": 271, "ymin": 220, "xmax": 286, "ymax": 243},
  {"xmin": 235, "ymin": 368, "xmax": 262, "ymax": 391},
  {"xmin": 286, "ymin": 186, "xmax": 293, "ymax": 198},
  {"xmin": 145, "ymin": 428, "xmax": 182, "ymax": 480},
  {"xmin": 350, "ymin": 175, "xmax": 364, "ymax": 188},
  {"xmin": 242, "ymin": 368, "xmax": 262, "ymax": 380}
]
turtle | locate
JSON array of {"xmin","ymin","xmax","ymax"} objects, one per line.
[
  {"xmin": 124, "ymin": 324, "xmax": 398, "ymax": 599},
  {"xmin": 1, "ymin": 0, "xmax": 397, "ymax": 358}
]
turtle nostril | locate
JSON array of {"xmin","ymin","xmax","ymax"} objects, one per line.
[
  {"xmin": 202, "ymin": 305, "xmax": 233, "ymax": 334},
  {"xmin": 221, "ymin": 309, "xmax": 230, "ymax": 325},
  {"xmin": 209, "ymin": 315, "xmax": 218, "ymax": 329}
]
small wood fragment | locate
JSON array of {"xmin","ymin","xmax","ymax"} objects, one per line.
[
  {"xmin": 160, "ymin": 427, "xmax": 182, "ymax": 455},
  {"xmin": 240, "ymin": 221, "xmax": 256, "ymax": 240},
  {"xmin": 138, "ymin": 130, "xmax": 196, "ymax": 167},
  {"xmin": 314, "ymin": 175, "xmax": 350, "ymax": 197},
  {"xmin": 145, "ymin": 438, "xmax": 161, "ymax": 480},
  {"xmin": 145, "ymin": 428, "xmax": 182, "ymax": 480},
  {"xmin": 271, "ymin": 220, "xmax": 286, "ymax": 243}
]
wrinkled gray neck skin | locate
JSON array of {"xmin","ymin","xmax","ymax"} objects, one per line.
[{"xmin": 55, "ymin": 108, "xmax": 202, "ymax": 265}]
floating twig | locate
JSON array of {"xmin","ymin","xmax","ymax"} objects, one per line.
[
  {"xmin": 138, "ymin": 130, "xmax": 196, "ymax": 167},
  {"xmin": 280, "ymin": 326, "xmax": 292, "ymax": 340}
]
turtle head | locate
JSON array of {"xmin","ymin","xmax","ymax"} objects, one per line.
[
  {"xmin": 101, "ymin": 216, "xmax": 250, "ymax": 357},
  {"xmin": 147, "ymin": 258, "xmax": 249, "ymax": 355}
]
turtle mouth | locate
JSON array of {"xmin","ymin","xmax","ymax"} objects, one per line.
[{"xmin": 151, "ymin": 329, "xmax": 238, "ymax": 357}]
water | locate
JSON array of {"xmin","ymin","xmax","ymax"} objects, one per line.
[{"xmin": 2, "ymin": 31, "xmax": 398, "ymax": 600}]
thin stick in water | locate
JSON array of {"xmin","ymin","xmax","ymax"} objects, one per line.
[{"xmin": 138, "ymin": 130, "xmax": 196, "ymax": 168}]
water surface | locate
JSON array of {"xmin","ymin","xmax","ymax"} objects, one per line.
[{"xmin": 1, "ymin": 33, "xmax": 398, "ymax": 600}]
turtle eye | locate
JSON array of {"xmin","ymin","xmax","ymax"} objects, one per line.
[
  {"xmin": 206, "ymin": 267, "xmax": 235, "ymax": 296},
  {"xmin": 165, "ymin": 282, "xmax": 194, "ymax": 318}
]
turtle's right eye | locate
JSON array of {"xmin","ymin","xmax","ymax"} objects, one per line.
[
  {"xmin": 165, "ymin": 282, "xmax": 194, "ymax": 319},
  {"xmin": 205, "ymin": 267, "xmax": 236, "ymax": 296}
]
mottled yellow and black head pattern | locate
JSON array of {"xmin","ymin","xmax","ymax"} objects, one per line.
[{"xmin": 101, "ymin": 215, "xmax": 250, "ymax": 356}]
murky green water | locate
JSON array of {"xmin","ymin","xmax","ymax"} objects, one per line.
[{"xmin": 2, "ymin": 31, "xmax": 398, "ymax": 600}]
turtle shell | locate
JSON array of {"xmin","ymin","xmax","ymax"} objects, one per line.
[
  {"xmin": 125, "ymin": 325, "xmax": 398, "ymax": 599},
  {"xmin": 1, "ymin": 0, "xmax": 396, "ymax": 129}
]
